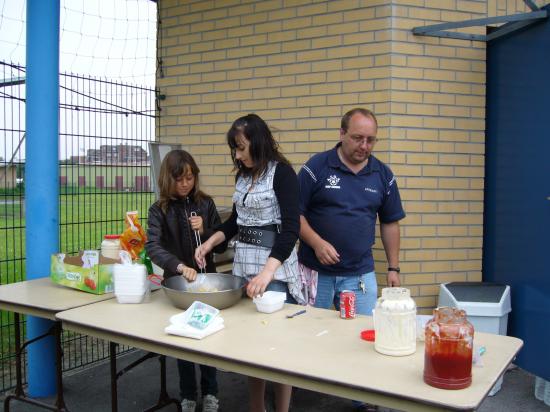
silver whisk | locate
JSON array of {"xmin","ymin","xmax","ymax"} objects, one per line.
[{"xmin": 190, "ymin": 211, "xmax": 206, "ymax": 275}]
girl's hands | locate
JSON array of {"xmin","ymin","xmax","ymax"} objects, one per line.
[
  {"xmin": 188, "ymin": 215, "xmax": 204, "ymax": 234},
  {"xmin": 194, "ymin": 241, "xmax": 213, "ymax": 269},
  {"xmin": 177, "ymin": 263, "xmax": 197, "ymax": 281},
  {"xmin": 246, "ymin": 270, "xmax": 274, "ymax": 298},
  {"xmin": 246, "ymin": 257, "xmax": 282, "ymax": 298},
  {"xmin": 193, "ymin": 231, "xmax": 226, "ymax": 269}
]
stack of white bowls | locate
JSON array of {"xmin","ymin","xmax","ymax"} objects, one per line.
[{"xmin": 113, "ymin": 263, "xmax": 148, "ymax": 303}]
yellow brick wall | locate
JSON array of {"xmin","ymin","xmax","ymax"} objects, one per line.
[
  {"xmin": 383, "ymin": 1, "xmax": 488, "ymax": 311},
  {"xmin": 156, "ymin": 1, "xmax": 541, "ymax": 311},
  {"xmin": 157, "ymin": 0, "xmax": 393, "ymax": 210}
]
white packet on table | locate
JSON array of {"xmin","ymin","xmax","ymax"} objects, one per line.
[{"xmin": 170, "ymin": 301, "xmax": 219, "ymax": 330}]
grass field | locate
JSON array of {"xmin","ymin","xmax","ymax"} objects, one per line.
[{"xmin": 0, "ymin": 189, "xmax": 155, "ymax": 279}]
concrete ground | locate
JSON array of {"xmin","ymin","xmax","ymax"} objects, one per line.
[{"xmin": 1, "ymin": 350, "xmax": 548, "ymax": 412}]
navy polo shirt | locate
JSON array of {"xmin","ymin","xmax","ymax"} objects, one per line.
[{"xmin": 298, "ymin": 144, "xmax": 405, "ymax": 276}]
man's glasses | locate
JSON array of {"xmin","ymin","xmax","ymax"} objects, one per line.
[{"xmin": 348, "ymin": 135, "xmax": 378, "ymax": 145}]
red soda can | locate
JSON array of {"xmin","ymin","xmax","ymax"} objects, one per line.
[{"xmin": 340, "ymin": 290, "xmax": 356, "ymax": 319}]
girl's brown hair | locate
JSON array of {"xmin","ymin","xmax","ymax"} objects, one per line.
[
  {"xmin": 226, "ymin": 113, "xmax": 290, "ymax": 179},
  {"xmin": 157, "ymin": 150, "xmax": 206, "ymax": 212}
]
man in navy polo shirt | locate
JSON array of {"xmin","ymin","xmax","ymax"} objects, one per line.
[{"xmin": 298, "ymin": 107, "xmax": 405, "ymax": 318}]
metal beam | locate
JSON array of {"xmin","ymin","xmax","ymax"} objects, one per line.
[
  {"xmin": 412, "ymin": 10, "xmax": 547, "ymax": 40},
  {"xmin": 0, "ymin": 76, "xmax": 26, "ymax": 88},
  {"xmin": 523, "ymin": 0, "xmax": 539, "ymax": 11},
  {"xmin": 417, "ymin": 30, "xmax": 486, "ymax": 41}
]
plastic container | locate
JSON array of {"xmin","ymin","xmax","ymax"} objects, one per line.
[
  {"xmin": 438, "ymin": 282, "xmax": 511, "ymax": 335},
  {"xmin": 373, "ymin": 287, "xmax": 417, "ymax": 356},
  {"xmin": 115, "ymin": 293, "xmax": 146, "ymax": 304},
  {"xmin": 253, "ymin": 291, "xmax": 286, "ymax": 313},
  {"xmin": 424, "ymin": 307, "xmax": 474, "ymax": 390},
  {"xmin": 101, "ymin": 234, "xmax": 121, "ymax": 260},
  {"xmin": 113, "ymin": 262, "xmax": 148, "ymax": 304}
]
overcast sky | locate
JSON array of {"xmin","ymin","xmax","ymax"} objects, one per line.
[
  {"xmin": 0, "ymin": 0, "xmax": 157, "ymax": 162},
  {"xmin": 0, "ymin": 0, "xmax": 157, "ymax": 85}
]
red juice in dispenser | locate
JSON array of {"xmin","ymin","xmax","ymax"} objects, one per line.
[{"xmin": 423, "ymin": 307, "xmax": 474, "ymax": 389}]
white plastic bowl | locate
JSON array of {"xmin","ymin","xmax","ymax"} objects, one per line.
[{"xmin": 253, "ymin": 291, "xmax": 286, "ymax": 313}]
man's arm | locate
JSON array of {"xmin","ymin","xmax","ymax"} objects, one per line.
[
  {"xmin": 380, "ymin": 221, "xmax": 401, "ymax": 287},
  {"xmin": 299, "ymin": 215, "xmax": 340, "ymax": 265}
]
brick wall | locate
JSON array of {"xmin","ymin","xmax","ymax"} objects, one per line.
[
  {"xmin": 157, "ymin": 0, "xmax": 395, "ymax": 206},
  {"xmin": 156, "ymin": 0, "xmax": 542, "ymax": 311},
  {"xmin": 382, "ymin": 1, "xmax": 488, "ymax": 310}
]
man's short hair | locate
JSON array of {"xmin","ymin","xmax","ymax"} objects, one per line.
[{"xmin": 341, "ymin": 108, "xmax": 378, "ymax": 132}]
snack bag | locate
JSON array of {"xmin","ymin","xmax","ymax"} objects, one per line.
[{"xmin": 120, "ymin": 211, "xmax": 147, "ymax": 260}]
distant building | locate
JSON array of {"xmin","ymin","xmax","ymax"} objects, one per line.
[
  {"xmin": 0, "ymin": 165, "xmax": 17, "ymax": 188},
  {"xmin": 59, "ymin": 164, "xmax": 151, "ymax": 192},
  {"xmin": 70, "ymin": 155, "xmax": 86, "ymax": 164},
  {"xmin": 98, "ymin": 144, "xmax": 148, "ymax": 164},
  {"xmin": 86, "ymin": 149, "xmax": 101, "ymax": 163},
  {"xmin": 59, "ymin": 144, "xmax": 151, "ymax": 191},
  {"xmin": 80, "ymin": 144, "xmax": 149, "ymax": 164}
]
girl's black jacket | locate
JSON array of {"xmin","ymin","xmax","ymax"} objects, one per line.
[{"xmin": 145, "ymin": 196, "xmax": 227, "ymax": 278}]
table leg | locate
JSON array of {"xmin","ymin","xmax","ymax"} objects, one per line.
[
  {"xmin": 110, "ymin": 341, "xmax": 118, "ymax": 412},
  {"xmin": 110, "ymin": 344, "xmax": 159, "ymax": 411},
  {"xmin": 4, "ymin": 314, "xmax": 68, "ymax": 412},
  {"xmin": 142, "ymin": 355, "xmax": 182, "ymax": 412},
  {"xmin": 53, "ymin": 321, "xmax": 68, "ymax": 410},
  {"xmin": 108, "ymin": 342, "xmax": 180, "ymax": 412}
]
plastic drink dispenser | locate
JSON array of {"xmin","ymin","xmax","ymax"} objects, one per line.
[
  {"xmin": 424, "ymin": 307, "xmax": 474, "ymax": 389},
  {"xmin": 374, "ymin": 287, "xmax": 417, "ymax": 356}
]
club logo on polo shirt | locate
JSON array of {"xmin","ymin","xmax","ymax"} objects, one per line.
[
  {"xmin": 365, "ymin": 187, "xmax": 378, "ymax": 193},
  {"xmin": 325, "ymin": 175, "xmax": 341, "ymax": 189}
]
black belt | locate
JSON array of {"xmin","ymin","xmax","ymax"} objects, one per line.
[{"xmin": 238, "ymin": 224, "xmax": 279, "ymax": 248}]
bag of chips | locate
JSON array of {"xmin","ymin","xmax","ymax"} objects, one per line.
[{"xmin": 119, "ymin": 211, "xmax": 147, "ymax": 260}]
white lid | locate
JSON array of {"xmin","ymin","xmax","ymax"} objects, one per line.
[{"xmin": 438, "ymin": 283, "xmax": 512, "ymax": 317}]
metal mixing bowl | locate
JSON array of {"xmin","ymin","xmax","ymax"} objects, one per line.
[{"xmin": 161, "ymin": 273, "xmax": 245, "ymax": 310}]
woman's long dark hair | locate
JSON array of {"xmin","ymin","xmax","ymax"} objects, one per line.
[
  {"xmin": 157, "ymin": 150, "xmax": 207, "ymax": 212},
  {"xmin": 226, "ymin": 113, "xmax": 290, "ymax": 178}
]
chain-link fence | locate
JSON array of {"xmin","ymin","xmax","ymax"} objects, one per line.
[{"xmin": 0, "ymin": 61, "xmax": 157, "ymax": 392}]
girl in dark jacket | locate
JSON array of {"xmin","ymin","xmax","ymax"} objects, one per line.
[{"xmin": 145, "ymin": 149, "xmax": 225, "ymax": 412}]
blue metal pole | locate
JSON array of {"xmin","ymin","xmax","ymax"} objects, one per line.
[{"xmin": 25, "ymin": 0, "xmax": 60, "ymax": 397}]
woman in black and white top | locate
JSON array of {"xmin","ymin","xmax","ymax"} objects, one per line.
[{"xmin": 195, "ymin": 113, "xmax": 304, "ymax": 412}]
